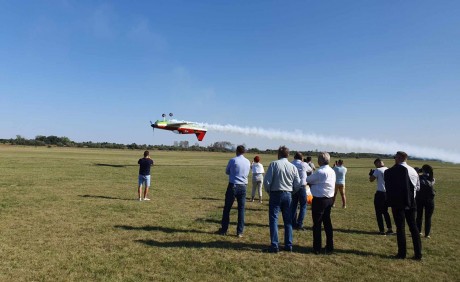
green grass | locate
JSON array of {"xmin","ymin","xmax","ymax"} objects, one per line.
[{"xmin": 0, "ymin": 145, "xmax": 459, "ymax": 281}]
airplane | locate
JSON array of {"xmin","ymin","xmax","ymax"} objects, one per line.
[{"xmin": 150, "ymin": 113, "xmax": 207, "ymax": 141}]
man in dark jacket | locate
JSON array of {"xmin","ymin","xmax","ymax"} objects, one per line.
[{"xmin": 384, "ymin": 151, "xmax": 422, "ymax": 260}]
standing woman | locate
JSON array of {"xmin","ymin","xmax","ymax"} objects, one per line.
[
  {"xmin": 416, "ymin": 164, "xmax": 436, "ymax": 238},
  {"xmin": 250, "ymin": 156, "xmax": 265, "ymax": 203}
]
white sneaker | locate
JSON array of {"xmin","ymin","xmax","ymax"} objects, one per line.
[
  {"xmin": 138, "ymin": 198, "xmax": 143, "ymax": 201},
  {"xmin": 144, "ymin": 197, "xmax": 151, "ymax": 201}
]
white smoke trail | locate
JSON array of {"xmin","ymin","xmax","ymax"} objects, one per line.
[{"xmin": 195, "ymin": 122, "xmax": 460, "ymax": 164}]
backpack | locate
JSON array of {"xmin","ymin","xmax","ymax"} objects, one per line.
[{"xmin": 418, "ymin": 175, "xmax": 435, "ymax": 199}]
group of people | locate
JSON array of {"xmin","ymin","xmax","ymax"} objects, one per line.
[
  {"xmin": 216, "ymin": 145, "xmax": 341, "ymax": 254},
  {"xmin": 214, "ymin": 146, "xmax": 436, "ymax": 260},
  {"xmin": 370, "ymin": 152, "xmax": 436, "ymax": 260},
  {"xmin": 135, "ymin": 147, "xmax": 436, "ymax": 260}
]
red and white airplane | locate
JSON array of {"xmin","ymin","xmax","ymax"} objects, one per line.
[{"xmin": 150, "ymin": 113, "xmax": 207, "ymax": 141}]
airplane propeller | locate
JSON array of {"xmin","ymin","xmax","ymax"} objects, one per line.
[{"xmin": 150, "ymin": 121, "xmax": 155, "ymax": 133}]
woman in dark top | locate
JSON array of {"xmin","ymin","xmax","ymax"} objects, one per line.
[{"xmin": 416, "ymin": 164, "xmax": 435, "ymax": 238}]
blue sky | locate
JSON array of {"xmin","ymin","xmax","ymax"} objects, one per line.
[{"xmin": 1, "ymin": 1, "xmax": 459, "ymax": 156}]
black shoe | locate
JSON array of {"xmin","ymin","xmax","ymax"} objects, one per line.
[
  {"xmin": 323, "ymin": 248, "xmax": 334, "ymax": 255},
  {"xmin": 295, "ymin": 226, "xmax": 307, "ymax": 231},
  {"xmin": 386, "ymin": 230, "xmax": 394, "ymax": 235},
  {"xmin": 283, "ymin": 246, "xmax": 293, "ymax": 252},
  {"xmin": 262, "ymin": 247, "xmax": 279, "ymax": 253},
  {"xmin": 412, "ymin": 255, "xmax": 422, "ymax": 261},
  {"xmin": 313, "ymin": 249, "xmax": 321, "ymax": 255},
  {"xmin": 215, "ymin": 229, "xmax": 227, "ymax": 236},
  {"xmin": 378, "ymin": 231, "xmax": 386, "ymax": 236},
  {"xmin": 394, "ymin": 254, "xmax": 406, "ymax": 259}
]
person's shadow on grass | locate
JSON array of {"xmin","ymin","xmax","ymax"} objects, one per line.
[
  {"xmin": 95, "ymin": 163, "xmax": 136, "ymax": 168},
  {"xmin": 114, "ymin": 225, "xmax": 211, "ymax": 235},
  {"xmin": 135, "ymin": 239, "xmax": 394, "ymax": 258},
  {"xmin": 79, "ymin": 195, "xmax": 133, "ymax": 201}
]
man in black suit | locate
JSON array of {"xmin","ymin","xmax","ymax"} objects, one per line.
[{"xmin": 384, "ymin": 151, "xmax": 422, "ymax": 260}]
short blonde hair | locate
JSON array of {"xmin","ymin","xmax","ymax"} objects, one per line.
[{"xmin": 318, "ymin": 152, "xmax": 330, "ymax": 165}]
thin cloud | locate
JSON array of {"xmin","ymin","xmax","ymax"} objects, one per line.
[{"xmin": 128, "ymin": 18, "xmax": 167, "ymax": 50}]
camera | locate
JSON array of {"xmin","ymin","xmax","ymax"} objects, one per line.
[{"xmin": 369, "ymin": 169, "xmax": 375, "ymax": 176}]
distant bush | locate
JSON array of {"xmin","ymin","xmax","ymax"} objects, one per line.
[{"xmin": 0, "ymin": 135, "xmax": 403, "ymax": 160}]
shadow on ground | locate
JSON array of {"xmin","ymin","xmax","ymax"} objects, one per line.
[
  {"xmin": 79, "ymin": 194, "xmax": 133, "ymax": 201},
  {"xmin": 95, "ymin": 163, "xmax": 136, "ymax": 168},
  {"xmin": 114, "ymin": 225, "xmax": 210, "ymax": 234},
  {"xmin": 135, "ymin": 239, "xmax": 393, "ymax": 258}
]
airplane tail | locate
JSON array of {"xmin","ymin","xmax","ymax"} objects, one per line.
[{"xmin": 195, "ymin": 131, "xmax": 206, "ymax": 141}]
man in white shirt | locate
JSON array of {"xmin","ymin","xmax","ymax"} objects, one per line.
[
  {"xmin": 369, "ymin": 158, "xmax": 393, "ymax": 235},
  {"xmin": 305, "ymin": 156, "xmax": 316, "ymax": 172},
  {"xmin": 306, "ymin": 152, "xmax": 336, "ymax": 254},
  {"xmin": 291, "ymin": 152, "xmax": 312, "ymax": 231}
]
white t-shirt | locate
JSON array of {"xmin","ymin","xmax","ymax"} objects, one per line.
[
  {"xmin": 252, "ymin": 163, "xmax": 264, "ymax": 174},
  {"xmin": 251, "ymin": 162, "xmax": 264, "ymax": 182},
  {"xmin": 373, "ymin": 167, "xmax": 388, "ymax": 192}
]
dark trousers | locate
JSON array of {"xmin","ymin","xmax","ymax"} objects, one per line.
[
  {"xmin": 311, "ymin": 197, "xmax": 334, "ymax": 252},
  {"xmin": 221, "ymin": 183, "xmax": 247, "ymax": 235},
  {"xmin": 391, "ymin": 207, "xmax": 422, "ymax": 258},
  {"xmin": 374, "ymin": 191, "xmax": 392, "ymax": 232},
  {"xmin": 416, "ymin": 197, "xmax": 434, "ymax": 236}
]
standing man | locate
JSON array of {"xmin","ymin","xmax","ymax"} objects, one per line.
[
  {"xmin": 384, "ymin": 151, "xmax": 422, "ymax": 260},
  {"xmin": 369, "ymin": 158, "xmax": 393, "ymax": 235},
  {"xmin": 217, "ymin": 145, "xmax": 251, "ymax": 237},
  {"xmin": 305, "ymin": 156, "xmax": 316, "ymax": 173},
  {"xmin": 306, "ymin": 152, "xmax": 336, "ymax": 254},
  {"xmin": 263, "ymin": 146, "xmax": 301, "ymax": 253},
  {"xmin": 138, "ymin": 150, "xmax": 154, "ymax": 201},
  {"xmin": 332, "ymin": 160, "xmax": 347, "ymax": 208},
  {"xmin": 291, "ymin": 152, "xmax": 312, "ymax": 231}
]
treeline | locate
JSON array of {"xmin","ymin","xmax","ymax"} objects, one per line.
[{"xmin": 0, "ymin": 135, "xmax": 394, "ymax": 160}]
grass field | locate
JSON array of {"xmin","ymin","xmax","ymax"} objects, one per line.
[{"xmin": 0, "ymin": 145, "xmax": 459, "ymax": 281}]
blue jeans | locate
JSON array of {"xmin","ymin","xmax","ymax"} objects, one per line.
[
  {"xmin": 221, "ymin": 183, "xmax": 247, "ymax": 235},
  {"xmin": 291, "ymin": 186, "xmax": 307, "ymax": 228},
  {"xmin": 269, "ymin": 191, "xmax": 293, "ymax": 250}
]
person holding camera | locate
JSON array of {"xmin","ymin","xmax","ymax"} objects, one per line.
[
  {"xmin": 250, "ymin": 156, "xmax": 265, "ymax": 203},
  {"xmin": 332, "ymin": 159, "xmax": 347, "ymax": 208},
  {"xmin": 369, "ymin": 158, "xmax": 393, "ymax": 235},
  {"xmin": 416, "ymin": 164, "xmax": 436, "ymax": 239},
  {"xmin": 137, "ymin": 150, "xmax": 154, "ymax": 201}
]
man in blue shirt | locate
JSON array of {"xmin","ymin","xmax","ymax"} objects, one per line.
[
  {"xmin": 263, "ymin": 146, "xmax": 301, "ymax": 253},
  {"xmin": 217, "ymin": 145, "xmax": 251, "ymax": 237}
]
